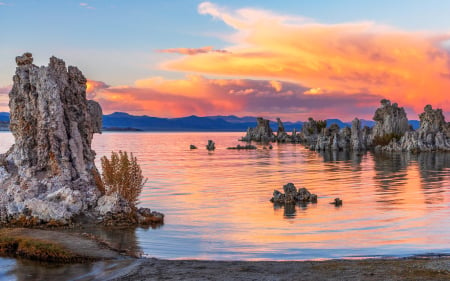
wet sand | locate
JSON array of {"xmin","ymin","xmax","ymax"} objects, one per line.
[
  {"xmin": 2, "ymin": 228, "xmax": 449, "ymax": 280},
  {"xmin": 85, "ymin": 257, "xmax": 450, "ymax": 281}
]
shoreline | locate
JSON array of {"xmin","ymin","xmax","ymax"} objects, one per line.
[
  {"xmin": 1, "ymin": 228, "xmax": 449, "ymax": 280},
  {"xmin": 84, "ymin": 256, "xmax": 450, "ymax": 281}
]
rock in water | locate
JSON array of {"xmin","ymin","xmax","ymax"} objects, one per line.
[
  {"xmin": 206, "ymin": 140, "xmax": 216, "ymax": 151},
  {"xmin": 0, "ymin": 53, "xmax": 103, "ymax": 224},
  {"xmin": 382, "ymin": 104, "xmax": 450, "ymax": 152},
  {"xmin": 270, "ymin": 183, "xmax": 318, "ymax": 205},
  {"xmin": 241, "ymin": 117, "xmax": 274, "ymax": 142}
]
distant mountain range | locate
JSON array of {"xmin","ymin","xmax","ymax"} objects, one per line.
[{"xmin": 0, "ymin": 112, "xmax": 421, "ymax": 132}]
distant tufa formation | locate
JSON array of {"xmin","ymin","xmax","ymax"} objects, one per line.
[
  {"xmin": 0, "ymin": 53, "xmax": 162, "ymax": 226},
  {"xmin": 241, "ymin": 99, "xmax": 450, "ymax": 152}
]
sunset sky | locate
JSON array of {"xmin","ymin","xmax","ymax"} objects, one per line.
[{"xmin": 1, "ymin": 0, "xmax": 450, "ymax": 121}]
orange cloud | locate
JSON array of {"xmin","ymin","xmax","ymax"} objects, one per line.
[
  {"xmin": 86, "ymin": 79, "xmax": 109, "ymax": 99},
  {"xmin": 161, "ymin": 2, "xmax": 450, "ymax": 117},
  {"xmin": 91, "ymin": 75, "xmax": 382, "ymax": 120},
  {"xmin": 157, "ymin": 46, "xmax": 229, "ymax": 55}
]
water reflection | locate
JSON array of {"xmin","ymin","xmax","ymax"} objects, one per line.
[
  {"xmin": 273, "ymin": 202, "xmax": 316, "ymax": 218},
  {"xmin": 0, "ymin": 132, "xmax": 448, "ymax": 263},
  {"xmin": 70, "ymin": 226, "xmax": 142, "ymax": 257},
  {"xmin": 416, "ymin": 153, "xmax": 450, "ymax": 205},
  {"xmin": 3, "ymin": 227, "xmax": 142, "ymax": 280}
]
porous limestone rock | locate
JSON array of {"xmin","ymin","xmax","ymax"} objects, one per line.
[
  {"xmin": 241, "ymin": 117, "xmax": 275, "ymax": 142},
  {"xmin": 351, "ymin": 118, "xmax": 366, "ymax": 151},
  {"xmin": 382, "ymin": 104, "xmax": 450, "ymax": 152},
  {"xmin": 276, "ymin": 118, "xmax": 290, "ymax": 142},
  {"xmin": 15, "ymin": 52, "xmax": 33, "ymax": 66},
  {"xmin": 95, "ymin": 194, "xmax": 132, "ymax": 216},
  {"xmin": 238, "ymin": 99, "xmax": 448, "ymax": 153},
  {"xmin": 0, "ymin": 53, "xmax": 104, "ymax": 224},
  {"xmin": 0, "ymin": 53, "xmax": 116, "ymax": 226},
  {"xmin": 372, "ymin": 99, "xmax": 410, "ymax": 140}
]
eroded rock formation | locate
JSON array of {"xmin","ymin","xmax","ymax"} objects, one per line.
[
  {"xmin": 382, "ymin": 104, "xmax": 450, "ymax": 152},
  {"xmin": 239, "ymin": 99, "xmax": 449, "ymax": 153},
  {"xmin": 372, "ymin": 99, "xmax": 410, "ymax": 140},
  {"xmin": 0, "ymin": 53, "xmax": 163, "ymax": 226},
  {"xmin": 241, "ymin": 117, "xmax": 275, "ymax": 142},
  {"xmin": 0, "ymin": 53, "xmax": 103, "ymax": 224}
]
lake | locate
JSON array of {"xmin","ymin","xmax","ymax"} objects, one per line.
[{"xmin": 1, "ymin": 132, "xmax": 450, "ymax": 278}]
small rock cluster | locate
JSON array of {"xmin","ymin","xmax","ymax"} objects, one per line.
[
  {"xmin": 227, "ymin": 144, "xmax": 257, "ymax": 150},
  {"xmin": 270, "ymin": 183, "xmax": 318, "ymax": 204}
]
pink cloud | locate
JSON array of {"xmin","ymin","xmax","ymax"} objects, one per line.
[
  {"xmin": 89, "ymin": 75, "xmax": 384, "ymax": 121},
  {"xmin": 79, "ymin": 3, "xmax": 95, "ymax": 9},
  {"xmin": 157, "ymin": 46, "xmax": 229, "ymax": 55}
]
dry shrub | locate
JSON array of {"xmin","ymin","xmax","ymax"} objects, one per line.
[
  {"xmin": 373, "ymin": 133, "xmax": 403, "ymax": 146},
  {"xmin": 101, "ymin": 151, "xmax": 147, "ymax": 209},
  {"xmin": 92, "ymin": 167, "xmax": 106, "ymax": 195}
]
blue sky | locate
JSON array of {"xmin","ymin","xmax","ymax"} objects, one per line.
[{"xmin": 1, "ymin": 1, "xmax": 449, "ymax": 119}]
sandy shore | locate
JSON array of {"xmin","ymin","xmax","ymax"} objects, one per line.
[
  {"xmin": 83, "ymin": 256, "xmax": 450, "ymax": 281},
  {"xmin": 2, "ymin": 228, "xmax": 449, "ymax": 280}
]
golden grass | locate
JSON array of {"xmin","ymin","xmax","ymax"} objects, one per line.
[{"xmin": 0, "ymin": 232, "xmax": 83, "ymax": 262}]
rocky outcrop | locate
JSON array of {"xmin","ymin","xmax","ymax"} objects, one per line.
[
  {"xmin": 96, "ymin": 194, "xmax": 163, "ymax": 226},
  {"xmin": 241, "ymin": 117, "xmax": 275, "ymax": 142},
  {"xmin": 0, "ymin": 53, "xmax": 103, "ymax": 225},
  {"xmin": 382, "ymin": 104, "xmax": 450, "ymax": 152},
  {"xmin": 372, "ymin": 99, "xmax": 410, "ymax": 140},
  {"xmin": 237, "ymin": 100, "xmax": 448, "ymax": 153},
  {"xmin": 276, "ymin": 118, "xmax": 291, "ymax": 142},
  {"xmin": 296, "ymin": 100, "xmax": 449, "ymax": 153},
  {"xmin": 0, "ymin": 53, "xmax": 163, "ymax": 226},
  {"xmin": 351, "ymin": 118, "xmax": 370, "ymax": 151},
  {"xmin": 270, "ymin": 183, "xmax": 317, "ymax": 205}
]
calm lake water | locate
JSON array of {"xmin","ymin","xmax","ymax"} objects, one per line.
[{"xmin": 1, "ymin": 132, "xmax": 450, "ymax": 278}]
